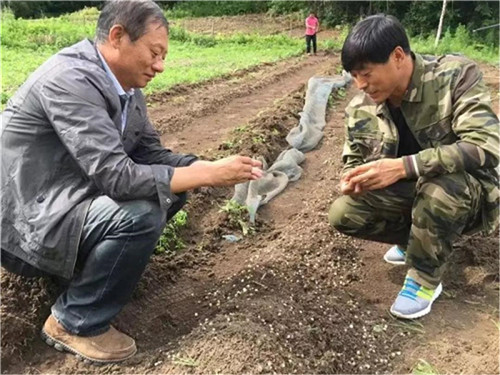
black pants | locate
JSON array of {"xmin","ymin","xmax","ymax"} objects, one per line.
[{"xmin": 306, "ymin": 34, "xmax": 317, "ymax": 54}]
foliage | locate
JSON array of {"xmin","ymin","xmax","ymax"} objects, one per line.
[
  {"xmin": 1, "ymin": 8, "xmax": 306, "ymax": 104},
  {"xmin": 1, "ymin": 0, "xmax": 102, "ymax": 19},
  {"xmin": 155, "ymin": 210, "xmax": 188, "ymax": 256},
  {"xmin": 219, "ymin": 200, "xmax": 254, "ymax": 236},
  {"xmin": 267, "ymin": 1, "xmax": 309, "ymax": 16},
  {"xmin": 165, "ymin": 1, "xmax": 269, "ymax": 19},
  {"xmin": 411, "ymin": 25, "xmax": 498, "ymax": 65}
]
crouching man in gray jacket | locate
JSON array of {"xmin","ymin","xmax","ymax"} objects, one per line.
[{"xmin": 1, "ymin": 0, "xmax": 262, "ymax": 364}]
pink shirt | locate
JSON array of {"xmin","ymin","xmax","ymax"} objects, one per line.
[{"xmin": 305, "ymin": 16, "xmax": 319, "ymax": 36}]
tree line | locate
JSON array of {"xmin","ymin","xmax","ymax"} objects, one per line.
[{"xmin": 2, "ymin": 1, "xmax": 498, "ymax": 45}]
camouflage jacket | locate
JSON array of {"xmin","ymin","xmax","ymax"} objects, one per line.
[{"xmin": 342, "ymin": 53, "xmax": 499, "ymax": 234}]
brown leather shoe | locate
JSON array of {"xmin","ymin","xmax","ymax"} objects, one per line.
[{"xmin": 41, "ymin": 314, "xmax": 136, "ymax": 364}]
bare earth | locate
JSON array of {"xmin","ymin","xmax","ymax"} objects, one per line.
[{"xmin": 1, "ymin": 15, "xmax": 499, "ymax": 375}]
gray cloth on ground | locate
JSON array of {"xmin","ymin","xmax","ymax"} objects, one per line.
[
  {"xmin": 232, "ymin": 73, "xmax": 351, "ymax": 223},
  {"xmin": 287, "ymin": 74, "xmax": 351, "ymax": 152},
  {"xmin": 233, "ymin": 149, "xmax": 305, "ymax": 223}
]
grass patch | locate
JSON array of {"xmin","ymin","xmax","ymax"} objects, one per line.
[
  {"xmin": 144, "ymin": 33, "xmax": 303, "ymax": 96},
  {"xmin": 1, "ymin": 8, "xmax": 306, "ymax": 105},
  {"xmin": 155, "ymin": 210, "xmax": 188, "ymax": 256},
  {"xmin": 412, "ymin": 25, "xmax": 498, "ymax": 65}
]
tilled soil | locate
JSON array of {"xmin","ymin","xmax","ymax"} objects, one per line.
[{"xmin": 1, "ymin": 48, "xmax": 498, "ymax": 374}]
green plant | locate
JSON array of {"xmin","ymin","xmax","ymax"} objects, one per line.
[
  {"xmin": 219, "ymin": 199, "xmax": 254, "ymax": 236},
  {"xmin": 155, "ymin": 210, "xmax": 188, "ymax": 255},
  {"xmin": 251, "ymin": 133, "xmax": 266, "ymax": 145},
  {"xmin": 234, "ymin": 125, "xmax": 249, "ymax": 133},
  {"xmin": 412, "ymin": 359, "xmax": 439, "ymax": 375},
  {"xmin": 172, "ymin": 355, "xmax": 199, "ymax": 367}
]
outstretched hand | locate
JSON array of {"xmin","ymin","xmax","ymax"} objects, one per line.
[
  {"xmin": 339, "ymin": 158, "xmax": 406, "ymax": 195},
  {"xmin": 209, "ymin": 155, "xmax": 263, "ymax": 186}
]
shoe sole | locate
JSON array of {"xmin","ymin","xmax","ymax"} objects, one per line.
[
  {"xmin": 40, "ymin": 329, "xmax": 136, "ymax": 365},
  {"xmin": 383, "ymin": 253, "xmax": 406, "ymax": 265},
  {"xmin": 390, "ymin": 283, "xmax": 443, "ymax": 319}
]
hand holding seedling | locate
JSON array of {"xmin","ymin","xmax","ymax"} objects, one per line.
[
  {"xmin": 210, "ymin": 155, "xmax": 263, "ymax": 185},
  {"xmin": 171, "ymin": 156, "xmax": 262, "ymax": 193}
]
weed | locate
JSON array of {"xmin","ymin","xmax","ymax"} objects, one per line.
[
  {"xmin": 335, "ymin": 87, "xmax": 346, "ymax": 98},
  {"xmin": 172, "ymin": 355, "xmax": 199, "ymax": 367},
  {"xmin": 412, "ymin": 359, "xmax": 440, "ymax": 375},
  {"xmin": 234, "ymin": 125, "xmax": 249, "ymax": 133},
  {"xmin": 221, "ymin": 139, "xmax": 236, "ymax": 150},
  {"xmin": 491, "ymin": 318, "xmax": 500, "ymax": 331},
  {"xmin": 251, "ymin": 133, "xmax": 266, "ymax": 145},
  {"xmin": 155, "ymin": 210, "xmax": 188, "ymax": 256},
  {"xmin": 388, "ymin": 311, "xmax": 426, "ymax": 334},
  {"xmin": 219, "ymin": 199, "xmax": 254, "ymax": 236}
]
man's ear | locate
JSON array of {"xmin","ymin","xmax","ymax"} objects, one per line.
[
  {"xmin": 108, "ymin": 24, "xmax": 127, "ymax": 49},
  {"xmin": 392, "ymin": 46, "xmax": 406, "ymax": 67}
]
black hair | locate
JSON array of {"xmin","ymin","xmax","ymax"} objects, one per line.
[
  {"xmin": 95, "ymin": 0, "xmax": 168, "ymax": 44},
  {"xmin": 341, "ymin": 14, "xmax": 411, "ymax": 72}
]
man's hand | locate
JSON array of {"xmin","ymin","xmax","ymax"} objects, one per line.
[
  {"xmin": 208, "ymin": 155, "xmax": 263, "ymax": 186},
  {"xmin": 339, "ymin": 158, "xmax": 406, "ymax": 195},
  {"xmin": 171, "ymin": 156, "xmax": 263, "ymax": 193}
]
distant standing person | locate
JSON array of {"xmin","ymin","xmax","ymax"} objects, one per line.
[{"xmin": 305, "ymin": 12, "xmax": 319, "ymax": 55}]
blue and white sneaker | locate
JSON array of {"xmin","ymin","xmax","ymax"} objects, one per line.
[
  {"xmin": 390, "ymin": 275, "xmax": 443, "ymax": 319},
  {"xmin": 383, "ymin": 245, "xmax": 406, "ymax": 265}
]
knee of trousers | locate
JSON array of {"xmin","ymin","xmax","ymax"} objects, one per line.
[
  {"xmin": 413, "ymin": 174, "xmax": 474, "ymax": 228},
  {"xmin": 328, "ymin": 195, "xmax": 365, "ymax": 234},
  {"xmin": 120, "ymin": 199, "xmax": 166, "ymax": 239}
]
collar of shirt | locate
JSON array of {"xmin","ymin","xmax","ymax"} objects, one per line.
[
  {"xmin": 403, "ymin": 52, "xmax": 424, "ymax": 103},
  {"xmin": 96, "ymin": 49, "xmax": 135, "ymax": 103}
]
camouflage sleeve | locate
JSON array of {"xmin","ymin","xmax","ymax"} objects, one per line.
[
  {"xmin": 341, "ymin": 105, "xmax": 367, "ymax": 174},
  {"xmin": 403, "ymin": 63, "xmax": 499, "ymax": 179}
]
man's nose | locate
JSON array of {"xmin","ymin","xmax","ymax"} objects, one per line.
[
  {"xmin": 153, "ymin": 59, "xmax": 164, "ymax": 73},
  {"xmin": 355, "ymin": 77, "xmax": 368, "ymax": 90}
]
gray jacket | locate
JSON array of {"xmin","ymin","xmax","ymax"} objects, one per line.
[{"xmin": 1, "ymin": 39, "xmax": 197, "ymax": 279}]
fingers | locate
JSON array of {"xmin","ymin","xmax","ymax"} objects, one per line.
[
  {"xmin": 348, "ymin": 170, "xmax": 373, "ymax": 185},
  {"xmin": 251, "ymin": 159, "xmax": 263, "ymax": 168},
  {"xmin": 345, "ymin": 163, "xmax": 371, "ymax": 179},
  {"xmin": 251, "ymin": 166, "xmax": 263, "ymax": 179}
]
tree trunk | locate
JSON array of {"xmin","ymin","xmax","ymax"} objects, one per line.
[{"xmin": 435, "ymin": 0, "xmax": 448, "ymax": 48}]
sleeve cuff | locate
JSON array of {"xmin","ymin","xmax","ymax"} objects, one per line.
[
  {"xmin": 183, "ymin": 154, "xmax": 199, "ymax": 167},
  {"xmin": 402, "ymin": 155, "xmax": 422, "ymax": 179},
  {"xmin": 150, "ymin": 164, "xmax": 177, "ymax": 212}
]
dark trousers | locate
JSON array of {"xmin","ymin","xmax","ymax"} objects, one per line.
[
  {"xmin": 306, "ymin": 34, "xmax": 317, "ymax": 54},
  {"xmin": 2, "ymin": 193, "xmax": 186, "ymax": 336}
]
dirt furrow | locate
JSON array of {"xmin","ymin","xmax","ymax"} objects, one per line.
[{"xmin": 152, "ymin": 53, "xmax": 337, "ymax": 154}]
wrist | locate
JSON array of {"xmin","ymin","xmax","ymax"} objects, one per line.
[
  {"xmin": 398, "ymin": 158, "xmax": 407, "ymax": 179},
  {"xmin": 190, "ymin": 160, "xmax": 214, "ymax": 186}
]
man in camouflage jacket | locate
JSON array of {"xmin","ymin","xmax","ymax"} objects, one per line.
[{"xmin": 329, "ymin": 15, "xmax": 499, "ymax": 319}]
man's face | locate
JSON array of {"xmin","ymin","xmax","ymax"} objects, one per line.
[
  {"xmin": 350, "ymin": 53, "xmax": 400, "ymax": 104},
  {"xmin": 114, "ymin": 22, "xmax": 168, "ymax": 90}
]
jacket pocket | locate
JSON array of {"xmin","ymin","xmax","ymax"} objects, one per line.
[
  {"xmin": 418, "ymin": 116, "xmax": 457, "ymax": 147},
  {"xmin": 351, "ymin": 133, "xmax": 384, "ymax": 162}
]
